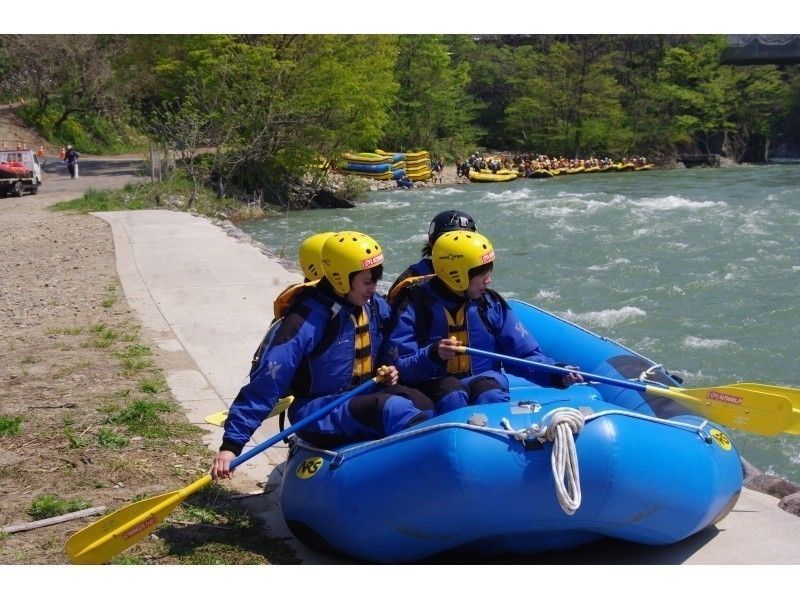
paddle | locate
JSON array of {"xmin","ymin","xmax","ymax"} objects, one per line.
[
  {"xmin": 727, "ymin": 383, "xmax": 800, "ymax": 434},
  {"xmin": 453, "ymin": 345, "xmax": 800, "ymax": 436},
  {"xmin": 66, "ymin": 376, "xmax": 381, "ymax": 564}
]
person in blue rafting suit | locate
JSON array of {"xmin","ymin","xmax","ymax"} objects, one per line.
[
  {"xmin": 211, "ymin": 231, "xmax": 435, "ymax": 479},
  {"xmin": 385, "ymin": 230, "xmax": 583, "ymax": 414},
  {"xmin": 385, "ymin": 209, "xmax": 477, "ymax": 303}
]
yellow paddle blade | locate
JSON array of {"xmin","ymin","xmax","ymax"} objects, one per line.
[
  {"xmin": 204, "ymin": 396, "xmax": 294, "ymax": 427},
  {"xmin": 645, "ymin": 384, "xmax": 798, "ymax": 436},
  {"xmin": 66, "ymin": 475, "xmax": 212, "ymax": 564},
  {"xmin": 204, "ymin": 410, "xmax": 228, "ymax": 426},
  {"xmin": 727, "ymin": 383, "xmax": 800, "ymax": 434}
]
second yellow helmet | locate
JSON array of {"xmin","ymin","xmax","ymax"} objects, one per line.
[{"xmin": 298, "ymin": 232, "xmax": 335, "ymax": 281}]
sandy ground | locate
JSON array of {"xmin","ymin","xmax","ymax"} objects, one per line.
[{"xmin": 0, "ymin": 154, "xmax": 263, "ymax": 564}]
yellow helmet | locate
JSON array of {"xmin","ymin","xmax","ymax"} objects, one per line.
[
  {"xmin": 298, "ymin": 232, "xmax": 335, "ymax": 281},
  {"xmin": 322, "ymin": 231, "xmax": 384, "ymax": 294},
  {"xmin": 432, "ymin": 231, "xmax": 495, "ymax": 292}
]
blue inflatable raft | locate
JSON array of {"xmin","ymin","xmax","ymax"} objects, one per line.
[{"xmin": 280, "ymin": 300, "xmax": 743, "ymax": 562}]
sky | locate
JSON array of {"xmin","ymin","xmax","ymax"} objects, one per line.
[{"xmin": 19, "ymin": 0, "xmax": 797, "ymax": 34}]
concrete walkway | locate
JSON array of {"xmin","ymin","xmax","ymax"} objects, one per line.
[{"xmin": 95, "ymin": 209, "xmax": 800, "ymax": 565}]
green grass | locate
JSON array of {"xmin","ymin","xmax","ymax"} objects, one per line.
[
  {"xmin": 46, "ymin": 326, "xmax": 83, "ymax": 336},
  {"xmin": 0, "ymin": 415, "xmax": 23, "ymax": 436},
  {"xmin": 88, "ymin": 323, "xmax": 121, "ymax": 348},
  {"xmin": 113, "ymin": 344, "xmax": 154, "ymax": 373},
  {"xmin": 49, "ymin": 176, "xmax": 278, "ymax": 223},
  {"xmin": 151, "ymin": 487, "xmax": 299, "ymax": 564},
  {"xmin": 65, "ymin": 427, "xmax": 88, "ymax": 449},
  {"xmin": 97, "ymin": 427, "xmax": 129, "ymax": 448},
  {"xmin": 108, "ymin": 399, "xmax": 174, "ymax": 436},
  {"xmin": 26, "ymin": 494, "xmax": 91, "ymax": 520},
  {"xmin": 138, "ymin": 375, "xmax": 167, "ymax": 395}
]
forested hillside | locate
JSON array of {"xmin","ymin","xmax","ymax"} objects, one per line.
[{"xmin": 2, "ymin": 34, "xmax": 798, "ymax": 200}]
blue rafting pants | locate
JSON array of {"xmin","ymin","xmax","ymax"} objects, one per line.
[
  {"xmin": 421, "ymin": 370, "xmax": 510, "ymax": 414},
  {"xmin": 290, "ymin": 384, "xmax": 435, "ymax": 448}
]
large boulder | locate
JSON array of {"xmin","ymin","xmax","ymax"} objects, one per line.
[{"xmin": 744, "ymin": 473, "xmax": 800, "ymax": 499}]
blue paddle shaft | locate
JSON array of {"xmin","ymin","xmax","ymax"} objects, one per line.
[
  {"xmin": 460, "ymin": 346, "xmax": 656, "ymax": 394},
  {"xmin": 230, "ymin": 377, "xmax": 378, "ymax": 469}
]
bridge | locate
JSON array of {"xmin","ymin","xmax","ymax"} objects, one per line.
[{"xmin": 721, "ymin": 35, "xmax": 800, "ymax": 65}]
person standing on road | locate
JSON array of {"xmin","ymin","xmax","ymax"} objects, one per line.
[{"xmin": 65, "ymin": 145, "xmax": 79, "ymax": 179}]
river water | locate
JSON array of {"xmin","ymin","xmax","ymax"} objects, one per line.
[{"xmin": 241, "ymin": 164, "xmax": 800, "ymax": 481}]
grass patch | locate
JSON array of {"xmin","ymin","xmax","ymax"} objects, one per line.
[
  {"xmin": 152, "ymin": 487, "xmax": 299, "ymax": 564},
  {"xmin": 113, "ymin": 344, "xmax": 154, "ymax": 374},
  {"xmin": 108, "ymin": 399, "xmax": 174, "ymax": 437},
  {"xmin": 138, "ymin": 375, "xmax": 168, "ymax": 395},
  {"xmin": 49, "ymin": 176, "xmax": 281, "ymax": 223},
  {"xmin": 97, "ymin": 427, "xmax": 130, "ymax": 448},
  {"xmin": 21, "ymin": 356, "xmax": 37, "ymax": 365},
  {"xmin": 64, "ymin": 426, "xmax": 88, "ymax": 449},
  {"xmin": 101, "ymin": 281, "xmax": 119, "ymax": 308},
  {"xmin": 0, "ymin": 415, "xmax": 23, "ymax": 436},
  {"xmin": 88, "ymin": 323, "xmax": 121, "ymax": 348},
  {"xmin": 46, "ymin": 326, "xmax": 83, "ymax": 336},
  {"xmin": 26, "ymin": 494, "xmax": 91, "ymax": 520}
]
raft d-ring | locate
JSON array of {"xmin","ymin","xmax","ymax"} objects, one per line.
[
  {"xmin": 698, "ymin": 428, "xmax": 712, "ymax": 444},
  {"xmin": 638, "ymin": 363, "xmax": 664, "ymax": 381}
]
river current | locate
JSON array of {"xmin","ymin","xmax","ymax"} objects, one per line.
[{"xmin": 241, "ymin": 164, "xmax": 800, "ymax": 481}]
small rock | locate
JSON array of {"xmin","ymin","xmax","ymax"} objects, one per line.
[{"xmin": 778, "ymin": 492, "xmax": 800, "ymax": 516}]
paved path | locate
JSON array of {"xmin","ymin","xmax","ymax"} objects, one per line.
[{"xmin": 95, "ymin": 208, "xmax": 800, "ymax": 565}]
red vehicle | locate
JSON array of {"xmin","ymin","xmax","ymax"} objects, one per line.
[{"xmin": 0, "ymin": 150, "xmax": 42, "ymax": 197}]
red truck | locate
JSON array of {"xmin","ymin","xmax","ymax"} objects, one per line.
[{"xmin": 0, "ymin": 149, "xmax": 42, "ymax": 197}]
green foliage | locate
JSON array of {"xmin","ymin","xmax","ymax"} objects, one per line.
[
  {"xmin": 138, "ymin": 375, "xmax": 168, "ymax": 395},
  {"xmin": 504, "ymin": 41, "xmax": 629, "ymax": 157},
  {"xmin": 382, "ymin": 35, "xmax": 481, "ymax": 157},
  {"xmin": 27, "ymin": 494, "xmax": 91, "ymax": 520},
  {"xmin": 0, "ymin": 415, "xmax": 22, "ymax": 436},
  {"xmin": 97, "ymin": 427, "xmax": 129, "ymax": 448},
  {"xmin": 6, "ymin": 33, "xmax": 800, "ymax": 183},
  {"xmin": 15, "ymin": 102, "xmax": 145, "ymax": 155},
  {"xmin": 337, "ymin": 175, "xmax": 370, "ymax": 202},
  {"xmin": 108, "ymin": 398, "xmax": 175, "ymax": 437}
]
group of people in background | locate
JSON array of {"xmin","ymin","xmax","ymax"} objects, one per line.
[
  {"xmin": 211, "ymin": 211, "xmax": 583, "ymax": 479},
  {"xmin": 455, "ymin": 153, "xmax": 650, "ymax": 178}
]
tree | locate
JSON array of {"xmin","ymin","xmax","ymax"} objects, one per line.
[
  {"xmin": 382, "ymin": 35, "xmax": 481, "ymax": 157},
  {"xmin": 0, "ymin": 35, "xmax": 128, "ymax": 129},
  {"xmin": 504, "ymin": 40, "xmax": 629, "ymax": 157}
]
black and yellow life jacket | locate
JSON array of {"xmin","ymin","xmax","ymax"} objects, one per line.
[
  {"xmin": 443, "ymin": 303, "xmax": 471, "ymax": 376},
  {"xmin": 350, "ymin": 306, "xmax": 374, "ymax": 386}
]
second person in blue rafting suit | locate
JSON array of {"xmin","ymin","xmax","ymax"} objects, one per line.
[
  {"xmin": 385, "ymin": 209, "xmax": 477, "ymax": 302},
  {"xmin": 211, "ymin": 231, "xmax": 435, "ymax": 479},
  {"xmin": 385, "ymin": 230, "xmax": 583, "ymax": 414}
]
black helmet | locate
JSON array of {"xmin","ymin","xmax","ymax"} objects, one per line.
[{"xmin": 428, "ymin": 210, "xmax": 477, "ymax": 245}]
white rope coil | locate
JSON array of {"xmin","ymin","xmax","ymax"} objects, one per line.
[{"xmin": 540, "ymin": 408, "xmax": 585, "ymax": 515}]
